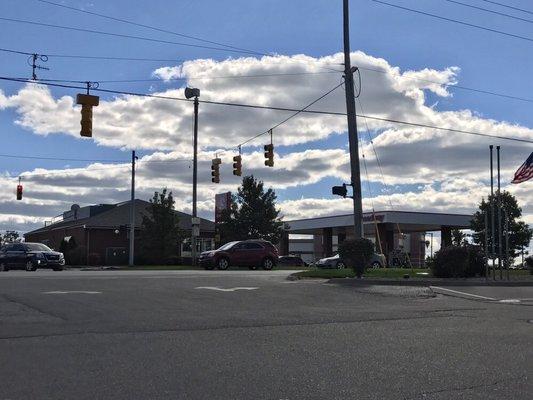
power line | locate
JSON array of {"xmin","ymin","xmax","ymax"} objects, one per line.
[
  {"xmin": 372, "ymin": 0, "xmax": 533, "ymax": 44},
  {"xmin": 3, "ymin": 45, "xmax": 531, "ymax": 104},
  {"xmin": 443, "ymin": 0, "xmax": 533, "ymax": 24},
  {"xmin": 35, "ymin": 0, "xmax": 267, "ymax": 57},
  {"xmin": 1, "ymin": 76, "xmax": 532, "ymax": 145},
  {"xmin": 0, "ymin": 153, "xmax": 191, "ymax": 164},
  {"xmin": 357, "ymin": 64, "xmax": 533, "ymax": 104},
  {"xmin": 479, "ymin": 0, "xmax": 533, "ymax": 16},
  {"xmin": 11, "ymin": 70, "xmax": 340, "ymax": 85},
  {"xmin": 0, "ymin": 47, "xmax": 185, "ymax": 62},
  {"xmin": 0, "ymin": 16, "xmax": 262, "ymax": 56},
  {"xmin": 238, "ymin": 81, "xmax": 346, "ymax": 147}
]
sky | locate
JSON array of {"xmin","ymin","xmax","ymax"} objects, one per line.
[{"xmin": 0, "ymin": 0, "xmax": 532, "ymax": 253}]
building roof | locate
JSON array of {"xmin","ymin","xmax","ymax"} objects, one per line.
[
  {"xmin": 25, "ymin": 199, "xmax": 215, "ymax": 235},
  {"xmin": 285, "ymin": 210, "xmax": 473, "ymax": 235}
]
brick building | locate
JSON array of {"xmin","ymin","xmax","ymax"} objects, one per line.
[{"xmin": 24, "ymin": 200, "xmax": 215, "ymax": 265}]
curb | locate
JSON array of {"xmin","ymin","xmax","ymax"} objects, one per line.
[{"xmin": 326, "ymin": 277, "xmax": 533, "ymax": 287}]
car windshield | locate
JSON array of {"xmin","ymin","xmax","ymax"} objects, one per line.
[
  {"xmin": 25, "ymin": 243, "xmax": 52, "ymax": 252},
  {"xmin": 218, "ymin": 241, "xmax": 239, "ymax": 251}
]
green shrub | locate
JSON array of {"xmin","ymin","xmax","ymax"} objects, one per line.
[
  {"xmin": 338, "ymin": 238, "xmax": 375, "ymax": 278},
  {"xmin": 65, "ymin": 245, "xmax": 87, "ymax": 266},
  {"xmin": 432, "ymin": 245, "xmax": 486, "ymax": 278}
]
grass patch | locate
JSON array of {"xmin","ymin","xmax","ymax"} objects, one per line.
[{"xmin": 295, "ymin": 268, "xmax": 429, "ymax": 279}]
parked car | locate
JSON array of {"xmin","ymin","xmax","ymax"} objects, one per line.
[
  {"xmin": 199, "ymin": 239, "xmax": 279, "ymax": 270},
  {"xmin": 315, "ymin": 252, "xmax": 387, "ymax": 269},
  {"xmin": 0, "ymin": 242, "xmax": 65, "ymax": 271},
  {"xmin": 277, "ymin": 255, "xmax": 309, "ymax": 268}
]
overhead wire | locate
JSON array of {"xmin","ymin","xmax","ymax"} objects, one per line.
[
  {"xmin": 443, "ymin": 0, "xmax": 533, "ymax": 24},
  {"xmin": 372, "ymin": 0, "xmax": 533, "ymax": 44},
  {"xmin": 237, "ymin": 81, "xmax": 346, "ymax": 148},
  {"xmin": 0, "ymin": 76, "xmax": 532, "ymax": 145},
  {"xmin": 4, "ymin": 45, "xmax": 533, "ymax": 104},
  {"xmin": 0, "ymin": 16, "xmax": 262, "ymax": 56},
  {"xmin": 34, "ymin": 0, "xmax": 267, "ymax": 57},
  {"xmin": 478, "ymin": 0, "xmax": 533, "ymax": 16}
]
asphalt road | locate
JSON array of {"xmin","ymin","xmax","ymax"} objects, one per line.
[{"xmin": 0, "ymin": 270, "xmax": 532, "ymax": 400}]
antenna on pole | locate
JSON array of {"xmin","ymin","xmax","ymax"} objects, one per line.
[{"xmin": 28, "ymin": 53, "xmax": 49, "ymax": 80}]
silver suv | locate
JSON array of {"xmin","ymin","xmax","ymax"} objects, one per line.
[{"xmin": 315, "ymin": 253, "xmax": 387, "ymax": 269}]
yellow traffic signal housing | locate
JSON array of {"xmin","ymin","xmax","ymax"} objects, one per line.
[
  {"xmin": 264, "ymin": 144, "xmax": 274, "ymax": 167},
  {"xmin": 233, "ymin": 155, "xmax": 242, "ymax": 176},
  {"xmin": 76, "ymin": 93, "xmax": 100, "ymax": 137},
  {"xmin": 211, "ymin": 158, "xmax": 221, "ymax": 183}
]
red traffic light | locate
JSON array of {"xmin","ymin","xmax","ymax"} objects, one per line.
[{"xmin": 16, "ymin": 184, "xmax": 23, "ymax": 201}]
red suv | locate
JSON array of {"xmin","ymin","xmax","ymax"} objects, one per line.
[{"xmin": 199, "ymin": 240, "xmax": 278, "ymax": 270}]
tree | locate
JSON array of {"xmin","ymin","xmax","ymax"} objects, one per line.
[
  {"xmin": 338, "ymin": 238, "xmax": 375, "ymax": 278},
  {"xmin": 0, "ymin": 231, "xmax": 20, "ymax": 245},
  {"xmin": 471, "ymin": 191, "xmax": 532, "ymax": 259},
  {"xmin": 139, "ymin": 189, "xmax": 182, "ymax": 264},
  {"xmin": 451, "ymin": 229, "xmax": 467, "ymax": 246},
  {"xmin": 219, "ymin": 175, "xmax": 284, "ymax": 244}
]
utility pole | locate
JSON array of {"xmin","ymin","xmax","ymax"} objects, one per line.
[
  {"xmin": 129, "ymin": 150, "xmax": 137, "ymax": 267},
  {"xmin": 497, "ymin": 146, "xmax": 502, "ymax": 280},
  {"xmin": 343, "ymin": 0, "xmax": 364, "ymax": 239},
  {"xmin": 489, "ymin": 145, "xmax": 495, "ymax": 280},
  {"xmin": 185, "ymin": 87, "xmax": 201, "ymax": 266}
]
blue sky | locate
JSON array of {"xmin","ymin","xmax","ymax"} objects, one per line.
[{"xmin": 0, "ymin": 0, "xmax": 532, "ymax": 241}]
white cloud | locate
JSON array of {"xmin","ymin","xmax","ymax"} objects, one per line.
[{"xmin": 0, "ymin": 51, "xmax": 532, "ymax": 238}]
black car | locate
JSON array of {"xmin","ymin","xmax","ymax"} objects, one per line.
[
  {"xmin": 0, "ymin": 242, "xmax": 65, "ymax": 271},
  {"xmin": 277, "ymin": 255, "xmax": 308, "ymax": 268}
]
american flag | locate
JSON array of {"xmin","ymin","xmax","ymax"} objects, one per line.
[{"xmin": 511, "ymin": 152, "xmax": 533, "ymax": 184}]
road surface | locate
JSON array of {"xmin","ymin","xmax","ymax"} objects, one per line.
[{"xmin": 1, "ymin": 270, "xmax": 531, "ymax": 399}]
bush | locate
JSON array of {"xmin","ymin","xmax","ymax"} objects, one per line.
[
  {"xmin": 88, "ymin": 253, "xmax": 101, "ymax": 266},
  {"xmin": 338, "ymin": 238, "xmax": 375, "ymax": 278},
  {"xmin": 432, "ymin": 245, "xmax": 486, "ymax": 278},
  {"xmin": 526, "ymin": 256, "xmax": 533, "ymax": 275},
  {"xmin": 66, "ymin": 245, "xmax": 87, "ymax": 266}
]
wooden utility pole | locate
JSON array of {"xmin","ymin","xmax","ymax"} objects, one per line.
[{"xmin": 343, "ymin": 0, "xmax": 364, "ymax": 238}]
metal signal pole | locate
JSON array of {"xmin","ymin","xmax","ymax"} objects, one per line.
[
  {"xmin": 192, "ymin": 94, "xmax": 199, "ymax": 266},
  {"xmin": 343, "ymin": 0, "xmax": 364, "ymax": 239},
  {"xmin": 497, "ymin": 146, "xmax": 502, "ymax": 280},
  {"xmin": 129, "ymin": 150, "xmax": 137, "ymax": 267},
  {"xmin": 489, "ymin": 145, "xmax": 495, "ymax": 280}
]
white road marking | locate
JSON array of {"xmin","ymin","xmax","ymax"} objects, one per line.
[
  {"xmin": 499, "ymin": 299, "xmax": 521, "ymax": 304},
  {"xmin": 194, "ymin": 286, "xmax": 258, "ymax": 292},
  {"xmin": 43, "ymin": 291, "xmax": 102, "ymax": 294},
  {"xmin": 429, "ymin": 286, "xmax": 496, "ymax": 301}
]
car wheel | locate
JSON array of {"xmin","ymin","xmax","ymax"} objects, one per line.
[
  {"xmin": 217, "ymin": 257, "xmax": 229, "ymax": 270},
  {"xmin": 25, "ymin": 261, "xmax": 36, "ymax": 271},
  {"xmin": 371, "ymin": 261, "xmax": 381, "ymax": 269},
  {"xmin": 336, "ymin": 262, "xmax": 346, "ymax": 269},
  {"xmin": 262, "ymin": 258, "xmax": 274, "ymax": 270},
  {"xmin": 0, "ymin": 262, "xmax": 8, "ymax": 272}
]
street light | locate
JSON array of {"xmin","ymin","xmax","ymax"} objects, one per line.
[{"xmin": 185, "ymin": 87, "xmax": 200, "ymax": 266}]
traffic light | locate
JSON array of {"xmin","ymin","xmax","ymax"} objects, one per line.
[
  {"xmin": 76, "ymin": 93, "xmax": 100, "ymax": 137},
  {"xmin": 16, "ymin": 184, "xmax": 23, "ymax": 201},
  {"xmin": 264, "ymin": 144, "xmax": 274, "ymax": 167},
  {"xmin": 332, "ymin": 184, "xmax": 348, "ymax": 198},
  {"xmin": 211, "ymin": 158, "xmax": 221, "ymax": 183},
  {"xmin": 233, "ymin": 155, "xmax": 242, "ymax": 176}
]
